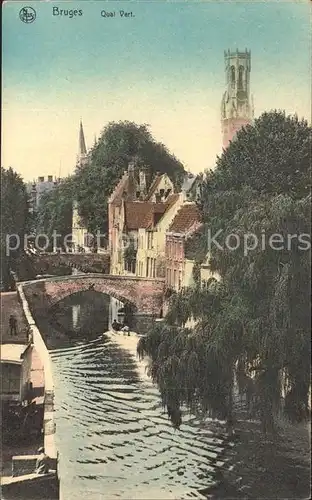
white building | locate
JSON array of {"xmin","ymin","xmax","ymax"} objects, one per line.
[{"xmin": 1, "ymin": 344, "xmax": 33, "ymax": 404}]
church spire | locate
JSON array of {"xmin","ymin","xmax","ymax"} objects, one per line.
[
  {"xmin": 77, "ymin": 120, "xmax": 88, "ymax": 168},
  {"xmin": 79, "ymin": 120, "xmax": 87, "ymax": 156}
]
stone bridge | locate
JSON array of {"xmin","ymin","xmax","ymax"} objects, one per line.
[
  {"xmin": 21, "ymin": 274, "xmax": 165, "ymax": 316},
  {"xmin": 27, "ymin": 252, "xmax": 110, "ymax": 275}
]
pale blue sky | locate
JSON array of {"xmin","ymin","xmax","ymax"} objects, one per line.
[{"xmin": 2, "ymin": 1, "xmax": 311, "ymax": 180}]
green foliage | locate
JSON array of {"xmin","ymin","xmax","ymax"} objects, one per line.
[
  {"xmin": 75, "ymin": 121, "xmax": 185, "ymax": 233},
  {"xmin": 201, "ymin": 111, "xmax": 310, "ymax": 200},
  {"xmin": 36, "ymin": 121, "xmax": 185, "ymax": 238},
  {"xmin": 140, "ymin": 111, "xmax": 311, "ymax": 431},
  {"xmin": 37, "ymin": 177, "xmax": 74, "ymax": 248},
  {"xmin": 1, "ymin": 167, "xmax": 30, "ymax": 287}
]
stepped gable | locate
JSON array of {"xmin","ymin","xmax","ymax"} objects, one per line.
[
  {"xmin": 145, "ymin": 173, "xmax": 162, "ymax": 201},
  {"xmin": 108, "ymin": 171, "xmax": 132, "ymax": 206},
  {"xmin": 169, "ymin": 203, "xmax": 201, "ymax": 234}
]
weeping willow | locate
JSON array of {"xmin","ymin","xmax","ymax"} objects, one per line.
[
  {"xmin": 138, "ymin": 264, "xmax": 310, "ymax": 432},
  {"xmin": 138, "ymin": 113, "xmax": 311, "ymax": 433}
]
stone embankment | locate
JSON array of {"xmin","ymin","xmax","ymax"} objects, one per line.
[
  {"xmin": 1, "ymin": 287, "xmax": 59, "ymax": 499},
  {"xmin": 17, "ymin": 284, "xmax": 57, "ymax": 462}
]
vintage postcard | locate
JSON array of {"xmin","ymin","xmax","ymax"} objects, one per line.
[{"xmin": 1, "ymin": 1, "xmax": 311, "ymax": 499}]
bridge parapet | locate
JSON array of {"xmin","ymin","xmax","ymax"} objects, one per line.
[
  {"xmin": 27, "ymin": 252, "xmax": 110, "ymax": 275},
  {"xmin": 22, "ymin": 274, "xmax": 165, "ymax": 316}
]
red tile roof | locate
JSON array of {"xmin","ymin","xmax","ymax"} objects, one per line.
[
  {"xmin": 165, "ymin": 193, "xmax": 179, "ymax": 209},
  {"xmin": 124, "ymin": 202, "xmax": 167, "ymax": 230},
  {"xmin": 169, "ymin": 203, "xmax": 201, "ymax": 234},
  {"xmin": 144, "ymin": 193, "xmax": 180, "ymax": 228}
]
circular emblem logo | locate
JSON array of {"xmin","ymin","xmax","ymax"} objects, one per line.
[{"xmin": 19, "ymin": 6, "xmax": 36, "ymax": 24}]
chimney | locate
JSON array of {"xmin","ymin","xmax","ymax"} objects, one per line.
[{"xmin": 139, "ymin": 169, "xmax": 146, "ymax": 194}]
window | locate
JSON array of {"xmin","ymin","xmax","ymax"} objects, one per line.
[
  {"xmin": 1, "ymin": 363, "xmax": 21, "ymax": 394},
  {"xmin": 230, "ymin": 66, "xmax": 235, "ymax": 87},
  {"xmin": 147, "ymin": 232, "xmax": 154, "ymax": 250},
  {"xmin": 173, "ymin": 269, "xmax": 177, "ymax": 288},
  {"xmin": 179, "ymin": 240, "xmax": 183, "ymax": 258},
  {"xmin": 238, "ymin": 65, "xmax": 244, "ymax": 90},
  {"xmin": 147, "ymin": 258, "xmax": 150, "ymax": 277},
  {"xmin": 153, "ymin": 259, "xmax": 156, "ymax": 278}
]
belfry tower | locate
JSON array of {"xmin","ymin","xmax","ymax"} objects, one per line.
[
  {"xmin": 77, "ymin": 120, "xmax": 88, "ymax": 167},
  {"xmin": 221, "ymin": 49, "xmax": 253, "ymax": 148}
]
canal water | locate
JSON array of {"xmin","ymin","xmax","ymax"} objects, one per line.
[{"xmin": 48, "ymin": 293, "xmax": 227, "ymax": 500}]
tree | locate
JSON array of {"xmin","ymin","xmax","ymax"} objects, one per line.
[
  {"xmin": 36, "ymin": 177, "xmax": 74, "ymax": 250},
  {"xmin": 1, "ymin": 167, "xmax": 29, "ymax": 288},
  {"xmin": 36, "ymin": 121, "xmax": 186, "ymax": 240},
  {"xmin": 138, "ymin": 111, "xmax": 311, "ymax": 432},
  {"xmin": 74, "ymin": 121, "xmax": 185, "ymax": 234}
]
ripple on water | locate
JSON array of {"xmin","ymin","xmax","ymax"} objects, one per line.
[{"xmin": 50, "ymin": 335, "xmax": 225, "ymax": 499}]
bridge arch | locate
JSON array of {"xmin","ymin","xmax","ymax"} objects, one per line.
[
  {"xmin": 22, "ymin": 274, "xmax": 165, "ymax": 317},
  {"xmin": 48, "ymin": 280, "xmax": 138, "ymax": 312}
]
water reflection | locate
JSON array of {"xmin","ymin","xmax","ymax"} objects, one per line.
[
  {"xmin": 46, "ymin": 294, "xmax": 225, "ymax": 499},
  {"xmin": 51, "ymin": 291, "xmax": 111, "ymax": 338}
]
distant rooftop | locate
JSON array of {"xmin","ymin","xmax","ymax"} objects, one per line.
[{"xmin": 169, "ymin": 203, "xmax": 201, "ymax": 234}]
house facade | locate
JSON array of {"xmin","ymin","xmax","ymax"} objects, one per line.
[
  {"xmin": 136, "ymin": 193, "xmax": 182, "ymax": 278},
  {"xmin": 109, "ymin": 163, "xmax": 178, "ymax": 275},
  {"xmin": 1, "ymin": 344, "xmax": 33, "ymax": 404},
  {"xmin": 165, "ymin": 203, "xmax": 201, "ymax": 291},
  {"xmin": 145, "ymin": 173, "xmax": 174, "ymax": 202},
  {"xmin": 136, "ymin": 173, "xmax": 203, "ymax": 280}
]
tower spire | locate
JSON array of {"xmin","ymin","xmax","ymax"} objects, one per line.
[
  {"xmin": 77, "ymin": 120, "xmax": 88, "ymax": 168},
  {"xmin": 79, "ymin": 120, "xmax": 87, "ymax": 156}
]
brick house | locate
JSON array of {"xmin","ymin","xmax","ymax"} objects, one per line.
[
  {"xmin": 165, "ymin": 203, "xmax": 201, "ymax": 291},
  {"xmin": 108, "ymin": 162, "xmax": 178, "ymax": 275},
  {"xmin": 136, "ymin": 193, "xmax": 182, "ymax": 278}
]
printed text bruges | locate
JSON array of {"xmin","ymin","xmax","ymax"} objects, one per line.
[{"xmin": 53, "ymin": 7, "xmax": 83, "ymax": 18}]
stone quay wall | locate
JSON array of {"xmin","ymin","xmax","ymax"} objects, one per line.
[{"xmin": 17, "ymin": 284, "xmax": 57, "ymax": 463}]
